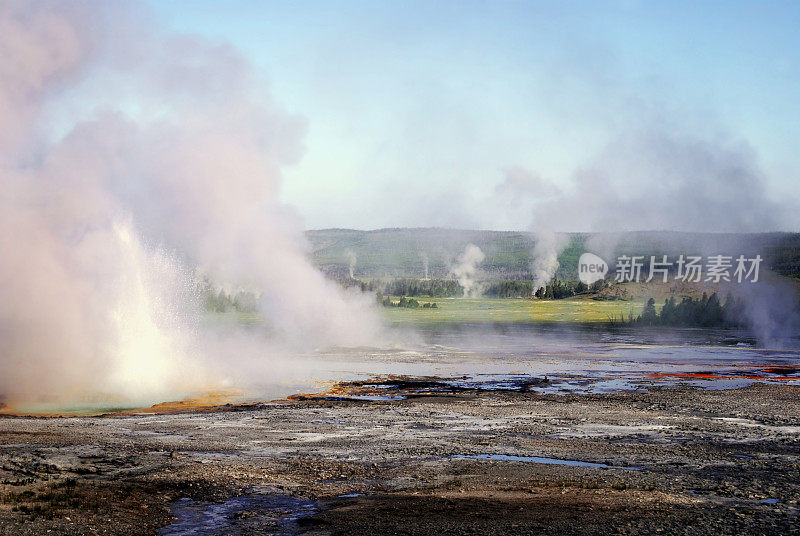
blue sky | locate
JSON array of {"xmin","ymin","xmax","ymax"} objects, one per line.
[{"xmin": 149, "ymin": 1, "xmax": 800, "ymax": 231}]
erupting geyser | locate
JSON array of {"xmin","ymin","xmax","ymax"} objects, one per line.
[
  {"xmin": 530, "ymin": 231, "xmax": 568, "ymax": 295},
  {"xmin": 0, "ymin": 1, "xmax": 381, "ymax": 408},
  {"xmin": 450, "ymin": 244, "xmax": 485, "ymax": 297}
]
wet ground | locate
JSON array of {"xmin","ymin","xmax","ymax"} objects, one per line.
[
  {"xmin": 1, "ymin": 326, "xmax": 799, "ymax": 534},
  {"xmin": 160, "ymin": 489, "xmax": 317, "ymax": 536}
]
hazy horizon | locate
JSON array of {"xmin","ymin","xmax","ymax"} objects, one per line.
[
  {"xmin": 306, "ymin": 226, "xmax": 799, "ymax": 235},
  {"xmin": 149, "ymin": 0, "xmax": 800, "ymax": 232}
]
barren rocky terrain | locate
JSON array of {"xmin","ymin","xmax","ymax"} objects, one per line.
[{"xmin": 1, "ymin": 380, "xmax": 798, "ymax": 535}]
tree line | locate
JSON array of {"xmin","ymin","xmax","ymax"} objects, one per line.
[
  {"xmin": 533, "ymin": 279, "xmax": 589, "ymax": 299},
  {"xmin": 629, "ymin": 292, "xmax": 746, "ymax": 327},
  {"xmin": 380, "ymin": 295, "xmax": 438, "ymax": 309},
  {"xmin": 484, "ymin": 279, "xmax": 609, "ymax": 298},
  {"xmin": 199, "ymin": 281, "xmax": 258, "ymax": 313},
  {"xmin": 383, "ymin": 278, "xmax": 463, "ymax": 298}
]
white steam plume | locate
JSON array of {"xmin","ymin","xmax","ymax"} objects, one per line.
[
  {"xmin": 499, "ymin": 130, "xmax": 796, "ymax": 342},
  {"xmin": 530, "ymin": 231, "xmax": 568, "ymax": 295},
  {"xmin": 0, "ymin": 1, "xmax": 381, "ymax": 406},
  {"xmin": 421, "ymin": 251, "xmax": 429, "ymax": 280},
  {"xmin": 450, "ymin": 244, "xmax": 485, "ymax": 297},
  {"xmin": 346, "ymin": 249, "xmax": 357, "ymax": 279}
]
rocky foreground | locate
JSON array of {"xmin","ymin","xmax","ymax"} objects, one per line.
[{"xmin": 0, "ymin": 382, "xmax": 798, "ymax": 535}]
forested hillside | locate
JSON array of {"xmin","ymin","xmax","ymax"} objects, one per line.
[{"xmin": 306, "ymin": 228, "xmax": 800, "ymax": 281}]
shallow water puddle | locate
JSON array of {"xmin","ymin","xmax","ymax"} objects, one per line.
[
  {"xmin": 346, "ymin": 394, "xmax": 406, "ymax": 401},
  {"xmin": 453, "ymin": 454, "xmax": 640, "ymax": 470},
  {"xmin": 159, "ymin": 490, "xmax": 316, "ymax": 536}
]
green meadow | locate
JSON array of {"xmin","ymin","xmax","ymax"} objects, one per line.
[
  {"xmin": 203, "ymin": 296, "xmax": 647, "ymax": 327},
  {"xmin": 381, "ymin": 296, "xmax": 646, "ymax": 325}
]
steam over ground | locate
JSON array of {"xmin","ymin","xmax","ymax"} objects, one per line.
[
  {"xmin": 450, "ymin": 244, "xmax": 485, "ymax": 297},
  {"xmin": 0, "ymin": 2, "xmax": 797, "ymax": 408},
  {"xmin": 508, "ymin": 131, "xmax": 799, "ymax": 343},
  {"xmin": 0, "ymin": 1, "xmax": 381, "ymax": 405}
]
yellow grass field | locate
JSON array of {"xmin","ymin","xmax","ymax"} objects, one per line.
[{"xmin": 381, "ymin": 296, "xmax": 647, "ymax": 325}]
